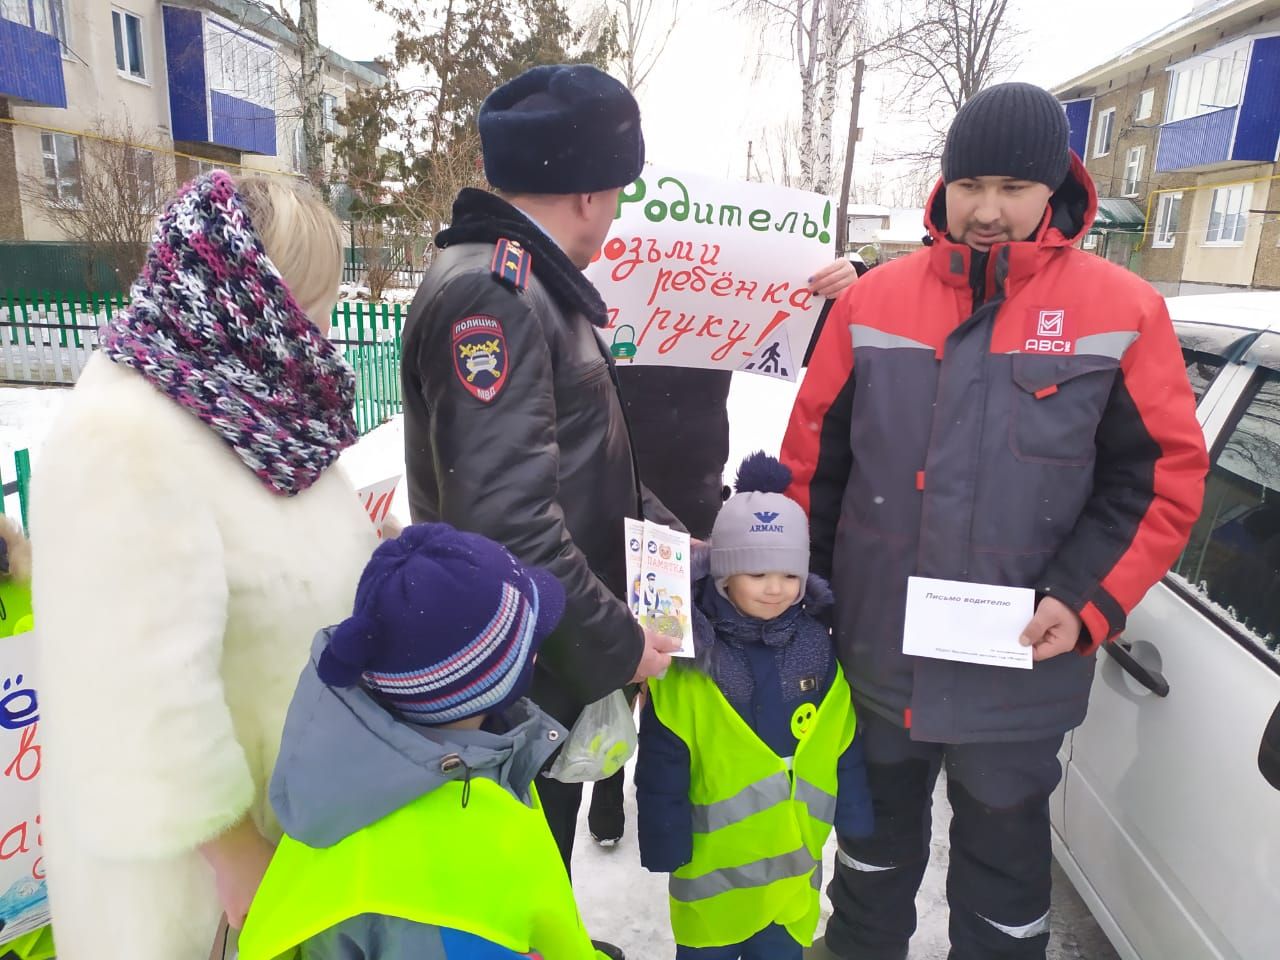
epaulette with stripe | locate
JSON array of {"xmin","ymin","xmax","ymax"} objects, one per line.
[{"xmin": 491, "ymin": 238, "xmax": 532, "ymax": 292}]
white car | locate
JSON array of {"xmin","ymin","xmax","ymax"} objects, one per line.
[{"xmin": 1051, "ymin": 291, "xmax": 1280, "ymax": 960}]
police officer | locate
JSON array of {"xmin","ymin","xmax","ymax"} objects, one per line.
[{"xmin": 401, "ymin": 64, "xmax": 681, "ymax": 960}]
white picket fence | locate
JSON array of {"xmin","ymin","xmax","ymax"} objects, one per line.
[{"xmin": 0, "ymin": 306, "xmax": 108, "ymax": 385}]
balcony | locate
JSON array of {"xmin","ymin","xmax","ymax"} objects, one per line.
[
  {"xmin": 1156, "ymin": 35, "xmax": 1280, "ymax": 173},
  {"xmin": 162, "ymin": 5, "xmax": 277, "ymax": 156},
  {"xmin": 0, "ymin": 12, "xmax": 66, "ymax": 108},
  {"xmin": 1155, "ymin": 108, "xmax": 1236, "ymax": 172}
]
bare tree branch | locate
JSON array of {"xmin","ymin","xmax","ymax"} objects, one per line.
[
  {"xmin": 21, "ymin": 119, "xmax": 177, "ymax": 291},
  {"xmin": 879, "ymin": 0, "xmax": 1021, "ymax": 165}
]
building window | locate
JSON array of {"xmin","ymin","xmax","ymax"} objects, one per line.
[
  {"xmin": 40, "ymin": 132, "xmax": 81, "ymax": 203},
  {"xmin": 1122, "ymin": 146, "xmax": 1145, "ymax": 197},
  {"xmin": 205, "ymin": 18, "xmax": 277, "ymax": 108},
  {"xmin": 0, "ymin": 0, "xmax": 67, "ymax": 48},
  {"xmin": 1136, "ymin": 88, "xmax": 1155, "ymax": 121},
  {"xmin": 125, "ymin": 148, "xmax": 156, "ymax": 208},
  {"xmin": 1166, "ymin": 45, "xmax": 1249, "ymax": 124},
  {"xmin": 322, "ymin": 94, "xmax": 338, "ymax": 134},
  {"xmin": 1094, "ymin": 107, "xmax": 1116, "ymax": 158},
  {"xmin": 0, "ymin": 0, "xmax": 29, "ymax": 25},
  {"xmin": 1153, "ymin": 192, "xmax": 1182, "ymax": 248},
  {"xmin": 1082, "ymin": 233, "xmax": 1099, "ymax": 250},
  {"xmin": 1205, "ymin": 183, "xmax": 1253, "ymax": 245},
  {"xmin": 112, "ymin": 8, "xmax": 145, "ymax": 80}
]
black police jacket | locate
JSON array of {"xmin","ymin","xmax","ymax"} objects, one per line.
[{"xmin": 401, "ymin": 189, "xmax": 678, "ymax": 724}]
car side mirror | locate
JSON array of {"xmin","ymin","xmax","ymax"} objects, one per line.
[{"xmin": 1260, "ymin": 700, "xmax": 1280, "ymax": 792}]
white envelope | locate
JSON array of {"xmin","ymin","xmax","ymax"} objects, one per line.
[{"xmin": 902, "ymin": 576, "xmax": 1034, "ymax": 670}]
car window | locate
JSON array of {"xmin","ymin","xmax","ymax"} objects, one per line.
[
  {"xmin": 1174, "ymin": 322, "xmax": 1245, "ymax": 404},
  {"xmin": 1173, "ymin": 371, "xmax": 1280, "ymax": 664},
  {"xmin": 1182, "ymin": 349, "xmax": 1225, "ymax": 404}
]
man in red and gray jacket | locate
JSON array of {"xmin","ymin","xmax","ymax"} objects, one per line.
[{"xmin": 784, "ymin": 83, "xmax": 1207, "ymax": 960}]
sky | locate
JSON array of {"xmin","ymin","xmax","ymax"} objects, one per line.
[{"xmin": 304, "ymin": 0, "xmax": 1193, "ymax": 198}]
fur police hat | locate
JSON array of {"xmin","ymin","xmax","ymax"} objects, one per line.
[{"xmin": 479, "ymin": 64, "xmax": 645, "ymax": 194}]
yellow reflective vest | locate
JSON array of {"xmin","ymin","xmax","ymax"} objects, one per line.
[
  {"xmin": 0, "ymin": 578, "xmax": 33, "ymax": 638},
  {"xmin": 239, "ymin": 778, "xmax": 601, "ymax": 960},
  {"xmin": 648, "ymin": 661, "xmax": 856, "ymax": 949}
]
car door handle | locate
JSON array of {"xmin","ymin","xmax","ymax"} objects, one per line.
[
  {"xmin": 1102, "ymin": 640, "xmax": 1170, "ymax": 697},
  {"xmin": 1260, "ymin": 701, "xmax": 1280, "ymax": 791}
]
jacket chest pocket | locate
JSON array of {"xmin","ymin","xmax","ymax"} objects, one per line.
[
  {"xmin": 1009, "ymin": 354, "xmax": 1119, "ymax": 466},
  {"xmin": 554, "ymin": 357, "xmax": 613, "ymax": 424}
]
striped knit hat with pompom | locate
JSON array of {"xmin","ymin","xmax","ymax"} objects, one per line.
[
  {"xmin": 318, "ymin": 523, "xmax": 565, "ymax": 725},
  {"xmin": 710, "ymin": 452, "xmax": 810, "ymax": 581}
]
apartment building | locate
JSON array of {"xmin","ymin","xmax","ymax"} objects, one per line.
[
  {"xmin": 0, "ymin": 0, "xmax": 380, "ymax": 242},
  {"xmin": 1054, "ymin": 0, "xmax": 1280, "ymax": 294}
]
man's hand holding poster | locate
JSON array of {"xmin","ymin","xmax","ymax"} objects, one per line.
[{"xmin": 586, "ymin": 164, "xmax": 835, "ymax": 382}]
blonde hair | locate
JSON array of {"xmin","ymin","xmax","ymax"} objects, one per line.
[{"xmin": 235, "ymin": 175, "xmax": 343, "ymax": 326}]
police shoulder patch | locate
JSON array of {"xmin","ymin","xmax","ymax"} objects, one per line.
[
  {"xmin": 451, "ymin": 315, "xmax": 509, "ymax": 403},
  {"xmin": 491, "ymin": 238, "xmax": 532, "ymax": 292}
]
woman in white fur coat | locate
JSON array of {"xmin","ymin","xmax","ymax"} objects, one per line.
[{"xmin": 30, "ymin": 173, "xmax": 378, "ymax": 959}]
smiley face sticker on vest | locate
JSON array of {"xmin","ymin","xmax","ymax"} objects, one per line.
[
  {"xmin": 452, "ymin": 315, "xmax": 509, "ymax": 402},
  {"xmin": 791, "ymin": 702, "xmax": 817, "ymax": 740},
  {"xmin": 1023, "ymin": 308, "xmax": 1073, "ymax": 355}
]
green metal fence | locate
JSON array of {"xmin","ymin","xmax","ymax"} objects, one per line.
[
  {"xmin": 0, "ymin": 242, "xmax": 143, "ymax": 293},
  {"xmin": 0, "ymin": 449, "xmax": 30, "ymax": 536},
  {"xmin": 330, "ymin": 300, "xmax": 405, "ymax": 436},
  {"xmin": 0, "ymin": 291, "xmax": 406, "ymax": 436}
]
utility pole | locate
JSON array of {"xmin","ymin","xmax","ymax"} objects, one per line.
[
  {"xmin": 299, "ymin": 0, "xmax": 325, "ymax": 190},
  {"xmin": 835, "ymin": 57, "xmax": 865, "ymax": 256},
  {"xmin": 746, "ymin": 141, "xmax": 754, "ymax": 181}
]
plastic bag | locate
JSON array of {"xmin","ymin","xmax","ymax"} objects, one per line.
[{"xmin": 547, "ymin": 689, "xmax": 637, "ymax": 783}]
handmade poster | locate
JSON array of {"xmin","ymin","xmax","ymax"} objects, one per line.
[
  {"xmin": 586, "ymin": 164, "xmax": 835, "ymax": 382},
  {"xmin": 624, "ymin": 517, "xmax": 645, "ymax": 617},
  {"xmin": 638, "ymin": 521, "xmax": 694, "ymax": 657},
  {"xmin": 355, "ymin": 476, "xmax": 400, "ymax": 539},
  {"xmin": 0, "ymin": 594, "xmax": 50, "ymax": 946}
]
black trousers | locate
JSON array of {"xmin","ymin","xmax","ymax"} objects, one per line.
[
  {"xmin": 824, "ymin": 709, "xmax": 1064, "ymax": 960},
  {"xmin": 538, "ymin": 773, "xmax": 585, "ymax": 875}
]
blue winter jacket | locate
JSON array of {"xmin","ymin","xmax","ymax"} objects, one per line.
[{"xmin": 636, "ymin": 572, "xmax": 874, "ymax": 873}]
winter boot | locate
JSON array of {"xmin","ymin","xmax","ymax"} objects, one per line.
[{"xmin": 592, "ymin": 939, "xmax": 626, "ymax": 959}]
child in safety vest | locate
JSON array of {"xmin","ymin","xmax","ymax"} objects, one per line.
[
  {"xmin": 636, "ymin": 452, "xmax": 874, "ymax": 960},
  {"xmin": 238, "ymin": 522, "xmax": 607, "ymax": 960}
]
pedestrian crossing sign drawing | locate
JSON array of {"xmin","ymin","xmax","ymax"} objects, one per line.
[{"xmin": 739, "ymin": 335, "xmax": 796, "ymax": 381}]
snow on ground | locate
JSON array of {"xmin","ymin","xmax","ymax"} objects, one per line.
[
  {"xmin": 0, "ymin": 373, "xmax": 1119, "ymax": 959},
  {"xmin": 727, "ymin": 370, "xmax": 804, "ymax": 469},
  {"xmin": 0, "ymin": 385, "xmax": 68, "ymax": 518},
  {"xmin": 0, "ymin": 385, "xmax": 66, "ymax": 465}
]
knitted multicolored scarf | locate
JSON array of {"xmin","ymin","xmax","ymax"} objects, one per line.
[{"xmin": 103, "ymin": 172, "xmax": 357, "ymax": 497}]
